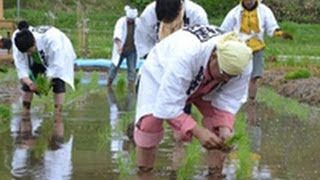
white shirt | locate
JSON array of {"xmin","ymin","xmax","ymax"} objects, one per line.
[{"xmin": 220, "ymin": 3, "xmax": 280, "ymax": 42}]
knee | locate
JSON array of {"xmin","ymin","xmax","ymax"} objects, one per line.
[{"xmin": 134, "ymin": 115, "xmax": 164, "ymax": 148}]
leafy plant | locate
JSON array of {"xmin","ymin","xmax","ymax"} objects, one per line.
[
  {"xmin": 35, "ymin": 74, "xmax": 52, "ymax": 96},
  {"xmin": 284, "ymin": 69, "xmax": 311, "ymax": 80},
  {"xmin": 0, "ymin": 67, "xmax": 8, "ymax": 73},
  {"xmin": 177, "ymin": 140, "xmax": 202, "ymax": 180}
]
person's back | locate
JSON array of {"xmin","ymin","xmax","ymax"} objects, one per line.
[{"xmin": 135, "ymin": 0, "xmax": 209, "ymax": 58}]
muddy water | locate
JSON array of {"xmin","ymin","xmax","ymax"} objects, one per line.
[{"xmin": 1, "ymin": 75, "xmax": 320, "ymax": 179}]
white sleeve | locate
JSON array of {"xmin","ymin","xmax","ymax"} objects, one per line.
[
  {"xmin": 263, "ymin": 5, "xmax": 280, "ymax": 37},
  {"xmin": 220, "ymin": 8, "xmax": 237, "ymax": 32},
  {"xmin": 135, "ymin": 3, "xmax": 158, "ymax": 57},
  {"xmin": 113, "ymin": 18, "xmax": 124, "ymax": 41},
  {"xmin": 184, "ymin": 1, "xmax": 209, "ymax": 26},
  {"xmin": 12, "ymin": 39, "xmax": 30, "ymax": 79}
]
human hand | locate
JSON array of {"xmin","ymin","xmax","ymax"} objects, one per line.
[
  {"xmin": 117, "ymin": 46, "xmax": 123, "ymax": 54},
  {"xmin": 191, "ymin": 126, "xmax": 223, "ymax": 150},
  {"xmin": 28, "ymin": 82, "xmax": 38, "ymax": 92},
  {"xmin": 281, "ymin": 32, "xmax": 293, "ymax": 40},
  {"xmin": 218, "ymin": 127, "xmax": 233, "ymax": 141}
]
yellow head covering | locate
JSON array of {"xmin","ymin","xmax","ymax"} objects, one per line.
[{"xmin": 216, "ymin": 32, "xmax": 252, "ymax": 75}]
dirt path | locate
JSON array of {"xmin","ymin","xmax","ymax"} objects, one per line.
[{"xmin": 261, "ymin": 69, "xmax": 320, "ymax": 106}]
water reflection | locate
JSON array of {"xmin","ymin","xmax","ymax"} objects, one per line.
[
  {"xmin": 106, "ymin": 87, "xmax": 134, "ymax": 151},
  {"xmin": 10, "ymin": 113, "xmax": 42, "ymax": 178},
  {"xmin": 38, "ymin": 114, "xmax": 73, "ymax": 180},
  {"xmin": 10, "ymin": 114, "xmax": 73, "ymax": 180},
  {"xmin": 106, "ymin": 87, "xmax": 136, "ymax": 176}
]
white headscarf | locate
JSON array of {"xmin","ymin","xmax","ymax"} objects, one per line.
[
  {"xmin": 216, "ymin": 32, "xmax": 252, "ymax": 75},
  {"xmin": 124, "ymin": 5, "xmax": 138, "ymax": 19}
]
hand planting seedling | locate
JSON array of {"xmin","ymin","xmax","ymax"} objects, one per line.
[
  {"xmin": 222, "ymin": 133, "xmax": 243, "ymax": 152},
  {"xmin": 35, "ymin": 74, "xmax": 52, "ymax": 96}
]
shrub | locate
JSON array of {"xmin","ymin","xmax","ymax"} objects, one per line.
[{"xmin": 284, "ymin": 69, "xmax": 311, "ymax": 80}]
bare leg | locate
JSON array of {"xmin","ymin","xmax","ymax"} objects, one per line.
[
  {"xmin": 172, "ymin": 139, "xmax": 185, "ymax": 171},
  {"xmin": 207, "ymin": 149, "xmax": 227, "ymax": 179},
  {"xmin": 54, "ymin": 93, "xmax": 65, "ymax": 115},
  {"xmin": 136, "ymin": 146, "xmax": 156, "ymax": 173},
  {"xmin": 246, "ymin": 78, "xmax": 258, "ymax": 125},
  {"xmin": 248, "ymin": 78, "xmax": 258, "ymax": 100},
  {"xmin": 22, "ymin": 92, "xmax": 33, "ymax": 115}
]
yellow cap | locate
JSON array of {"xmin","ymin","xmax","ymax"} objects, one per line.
[{"xmin": 216, "ymin": 32, "xmax": 252, "ymax": 75}]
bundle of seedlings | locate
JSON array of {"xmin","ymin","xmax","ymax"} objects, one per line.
[{"xmin": 35, "ymin": 74, "xmax": 52, "ymax": 96}]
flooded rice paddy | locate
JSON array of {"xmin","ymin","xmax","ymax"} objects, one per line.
[{"xmin": 1, "ymin": 71, "xmax": 320, "ymax": 180}]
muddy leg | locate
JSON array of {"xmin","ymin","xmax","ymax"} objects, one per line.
[
  {"xmin": 172, "ymin": 139, "xmax": 185, "ymax": 171},
  {"xmin": 22, "ymin": 92, "xmax": 33, "ymax": 115},
  {"xmin": 136, "ymin": 146, "xmax": 156, "ymax": 176},
  {"xmin": 246, "ymin": 78, "xmax": 258, "ymax": 125},
  {"xmin": 54, "ymin": 93, "xmax": 64, "ymax": 115},
  {"xmin": 245, "ymin": 98, "xmax": 257, "ymax": 126},
  {"xmin": 207, "ymin": 149, "xmax": 227, "ymax": 179}
]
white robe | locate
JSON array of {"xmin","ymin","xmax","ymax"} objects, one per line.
[
  {"xmin": 220, "ymin": 3, "xmax": 280, "ymax": 42},
  {"xmin": 135, "ymin": 0, "xmax": 209, "ymax": 58},
  {"xmin": 111, "ymin": 17, "xmax": 140, "ymax": 66},
  {"xmin": 12, "ymin": 26, "xmax": 76, "ymax": 89},
  {"xmin": 135, "ymin": 25, "xmax": 252, "ymax": 122}
]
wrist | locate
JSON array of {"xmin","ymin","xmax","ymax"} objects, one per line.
[
  {"xmin": 27, "ymin": 82, "xmax": 33, "ymax": 87},
  {"xmin": 191, "ymin": 126, "xmax": 200, "ymax": 137}
]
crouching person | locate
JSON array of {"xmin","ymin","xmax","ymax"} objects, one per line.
[
  {"xmin": 134, "ymin": 25, "xmax": 253, "ymax": 178},
  {"xmin": 13, "ymin": 21, "xmax": 76, "ymax": 115}
]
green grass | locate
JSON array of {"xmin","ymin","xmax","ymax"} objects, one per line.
[
  {"xmin": 284, "ymin": 69, "xmax": 311, "ymax": 80},
  {"xmin": 264, "ymin": 22, "xmax": 320, "ymax": 57},
  {"xmin": 0, "ymin": 105, "xmax": 11, "ymax": 134},
  {"xmin": 258, "ymin": 86, "xmax": 311, "ymax": 120}
]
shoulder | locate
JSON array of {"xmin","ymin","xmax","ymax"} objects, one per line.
[
  {"xmin": 116, "ymin": 17, "xmax": 126, "ymax": 24},
  {"xmin": 185, "ymin": 0, "xmax": 207, "ymax": 15},
  {"xmin": 257, "ymin": 3, "xmax": 273, "ymax": 12},
  {"xmin": 141, "ymin": 2, "xmax": 156, "ymax": 17}
]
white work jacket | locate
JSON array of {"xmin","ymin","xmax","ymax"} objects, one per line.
[
  {"xmin": 12, "ymin": 26, "xmax": 76, "ymax": 89},
  {"xmin": 111, "ymin": 16, "xmax": 140, "ymax": 66},
  {"xmin": 135, "ymin": 25, "xmax": 252, "ymax": 122},
  {"xmin": 220, "ymin": 3, "xmax": 280, "ymax": 42},
  {"xmin": 135, "ymin": 0, "xmax": 209, "ymax": 58}
]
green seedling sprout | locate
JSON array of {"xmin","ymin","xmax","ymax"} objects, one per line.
[
  {"xmin": 34, "ymin": 74, "xmax": 52, "ymax": 96},
  {"xmin": 224, "ymin": 133, "xmax": 243, "ymax": 149}
]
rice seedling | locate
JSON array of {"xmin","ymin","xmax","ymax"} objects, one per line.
[
  {"xmin": 0, "ymin": 105, "xmax": 11, "ymax": 134},
  {"xmin": 97, "ymin": 123, "xmax": 111, "ymax": 151},
  {"xmin": 233, "ymin": 114, "xmax": 253, "ymax": 179},
  {"xmin": 0, "ymin": 67, "xmax": 8, "ymax": 73},
  {"xmin": 258, "ymin": 87, "xmax": 310, "ymax": 121},
  {"xmin": 116, "ymin": 147, "xmax": 136, "ymax": 179},
  {"xmin": 34, "ymin": 74, "xmax": 52, "ymax": 96},
  {"xmin": 176, "ymin": 140, "xmax": 202, "ymax": 180}
]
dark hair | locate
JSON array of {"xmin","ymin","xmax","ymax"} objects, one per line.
[
  {"xmin": 17, "ymin": 20, "xmax": 29, "ymax": 30},
  {"xmin": 156, "ymin": 0, "xmax": 182, "ymax": 23},
  {"xmin": 1, "ymin": 38, "xmax": 12, "ymax": 50},
  {"xmin": 14, "ymin": 29, "xmax": 35, "ymax": 52}
]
